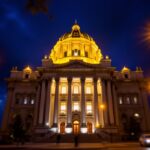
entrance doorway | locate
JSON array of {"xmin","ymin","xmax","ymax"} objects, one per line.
[
  {"xmin": 73, "ymin": 121, "xmax": 80, "ymax": 134},
  {"xmin": 60, "ymin": 122, "xmax": 65, "ymax": 134},
  {"xmin": 87, "ymin": 122, "xmax": 92, "ymax": 134}
]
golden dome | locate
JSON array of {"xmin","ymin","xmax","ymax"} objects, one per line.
[
  {"xmin": 121, "ymin": 66, "xmax": 130, "ymax": 72},
  {"xmin": 23, "ymin": 66, "xmax": 32, "ymax": 73},
  {"xmin": 50, "ymin": 23, "xmax": 103, "ymax": 64}
]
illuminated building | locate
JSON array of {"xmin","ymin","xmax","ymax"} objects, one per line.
[{"xmin": 2, "ymin": 23, "xmax": 150, "ymax": 139}]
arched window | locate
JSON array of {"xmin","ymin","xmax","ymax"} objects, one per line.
[{"xmin": 73, "ymin": 85, "xmax": 79, "ymax": 94}]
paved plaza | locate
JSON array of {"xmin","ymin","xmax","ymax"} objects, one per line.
[{"xmin": 0, "ymin": 142, "xmax": 147, "ymax": 150}]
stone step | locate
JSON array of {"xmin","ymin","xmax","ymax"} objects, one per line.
[{"xmin": 48, "ymin": 134, "xmax": 103, "ymax": 143}]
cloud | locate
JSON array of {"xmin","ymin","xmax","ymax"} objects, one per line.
[{"xmin": 0, "ymin": 2, "xmax": 31, "ymax": 36}]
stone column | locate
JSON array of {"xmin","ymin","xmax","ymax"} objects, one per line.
[
  {"xmin": 107, "ymin": 80, "xmax": 115, "ymax": 125},
  {"xmin": 33, "ymin": 84, "xmax": 41, "ymax": 126},
  {"xmin": 140, "ymin": 89, "xmax": 150, "ymax": 131},
  {"xmin": 81, "ymin": 78, "xmax": 86, "ymax": 127},
  {"xmin": 112, "ymin": 84, "xmax": 119, "ymax": 126},
  {"xmin": 38, "ymin": 80, "xmax": 46, "ymax": 125},
  {"xmin": 94, "ymin": 78, "xmax": 100, "ymax": 127},
  {"xmin": 53, "ymin": 78, "xmax": 59, "ymax": 127},
  {"xmin": 101, "ymin": 79, "xmax": 108, "ymax": 126},
  {"xmin": 67, "ymin": 78, "xmax": 72, "ymax": 127},
  {"xmin": 45, "ymin": 79, "xmax": 52, "ymax": 126},
  {"xmin": 98, "ymin": 81, "xmax": 104, "ymax": 127}
]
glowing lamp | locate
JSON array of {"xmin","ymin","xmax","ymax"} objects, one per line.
[
  {"xmin": 100, "ymin": 104, "xmax": 105, "ymax": 109},
  {"xmin": 65, "ymin": 128, "xmax": 72, "ymax": 133},
  {"xmin": 81, "ymin": 127, "xmax": 87, "ymax": 133}
]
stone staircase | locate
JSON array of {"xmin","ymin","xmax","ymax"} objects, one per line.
[{"xmin": 48, "ymin": 133, "xmax": 104, "ymax": 143}]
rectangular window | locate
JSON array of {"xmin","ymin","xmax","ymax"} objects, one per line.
[
  {"xmin": 61, "ymin": 86, "xmax": 67, "ymax": 94},
  {"xmin": 86, "ymin": 102, "xmax": 92, "ymax": 114},
  {"xmin": 60, "ymin": 102, "xmax": 66, "ymax": 115},
  {"xmin": 85, "ymin": 51, "xmax": 88, "ymax": 57},
  {"xmin": 73, "ymin": 102, "xmax": 79, "ymax": 111},
  {"xmin": 24, "ymin": 98, "xmax": 28, "ymax": 104},
  {"xmin": 73, "ymin": 85, "xmax": 79, "ymax": 94},
  {"xmin": 125, "ymin": 97, "xmax": 130, "ymax": 104},
  {"xmin": 78, "ymin": 50, "xmax": 80, "ymax": 56},
  {"xmin": 133, "ymin": 96, "xmax": 138, "ymax": 104},
  {"xmin": 64, "ymin": 51, "xmax": 67, "ymax": 57},
  {"xmin": 86, "ymin": 86, "xmax": 92, "ymax": 94},
  {"xmin": 72, "ymin": 50, "xmax": 74, "ymax": 56},
  {"xmin": 119, "ymin": 97, "xmax": 123, "ymax": 104}
]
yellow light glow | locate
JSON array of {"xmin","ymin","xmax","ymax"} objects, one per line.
[
  {"xmin": 96, "ymin": 123, "xmax": 100, "ymax": 128},
  {"xmin": 100, "ymin": 104, "xmax": 105, "ymax": 109},
  {"xmin": 121, "ymin": 66, "xmax": 130, "ymax": 72},
  {"xmin": 105, "ymin": 55, "xmax": 109, "ymax": 59},
  {"xmin": 23, "ymin": 66, "xmax": 32, "ymax": 73},
  {"xmin": 44, "ymin": 55, "xmax": 48, "ymax": 59},
  {"xmin": 49, "ymin": 23, "xmax": 103, "ymax": 64},
  {"xmin": 141, "ymin": 22, "xmax": 150, "ymax": 48}
]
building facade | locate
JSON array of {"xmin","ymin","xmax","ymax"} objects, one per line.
[{"xmin": 2, "ymin": 23, "xmax": 150, "ymax": 137}]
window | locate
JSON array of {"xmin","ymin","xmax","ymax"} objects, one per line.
[
  {"xmin": 133, "ymin": 96, "xmax": 138, "ymax": 104},
  {"xmin": 86, "ymin": 102, "xmax": 92, "ymax": 114},
  {"xmin": 73, "ymin": 102, "xmax": 79, "ymax": 111},
  {"xmin": 134, "ymin": 113, "xmax": 140, "ymax": 118},
  {"xmin": 85, "ymin": 51, "xmax": 88, "ymax": 57},
  {"xmin": 86, "ymin": 86, "xmax": 92, "ymax": 94},
  {"xmin": 64, "ymin": 51, "xmax": 67, "ymax": 57},
  {"xmin": 119, "ymin": 97, "xmax": 123, "ymax": 104},
  {"xmin": 125, "ymin": 97, "xmax": 130, "ymax": 104},
  {"xmin": 61, "ymin": 86, "xmax": 67, "ymax": 94},
  {"xmin": 24, "ymin": 98, "xmax": 28, "ymax": 104},
  {"xmin": 60, "ymin": 102, "xmax": 66, "ymax": 115},
  {"xmin": 74, "ymin": 50, "xmax": 78, "ymax": 56},
  {"xmin": 78, "ymin": 50, "xmax": 80, "ymax": 56},
  {"xmin": 30, "ymin": 99, "xmax": 34, "ymax": 104},
  {"xmin": 73, "ymin": 85, "xmax": 79, "ymax": 94},
  {"xmin": 72, "ymin": 49, "xmax": 80, "ymax": 56}
]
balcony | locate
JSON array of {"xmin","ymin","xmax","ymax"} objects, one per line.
[
  {"xmin": 59, "ymin": 94, "xmax": 67, "ymax": 100},
  {"xmin": 72, "ymin": 94, "xmax": 80, "ymax": 101}
]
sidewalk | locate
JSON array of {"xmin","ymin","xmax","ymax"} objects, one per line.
[{"xmin": 0, "ymin": 142, "xmax": 139, "ymax": 149}]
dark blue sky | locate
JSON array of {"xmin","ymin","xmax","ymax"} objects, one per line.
[{"xmin": 1, "ymin": 0, "xmax": 150, "ymax": 124}]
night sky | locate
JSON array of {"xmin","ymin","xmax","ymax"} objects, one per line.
[{"xmin": 1, "ymin": 0, "xmax": 150, "ymax": 125}]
